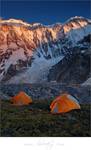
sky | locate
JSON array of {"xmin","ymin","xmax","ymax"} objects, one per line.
[{"xmin": 1, "ymin": 1, "xmax": 90, "ymax": 25}]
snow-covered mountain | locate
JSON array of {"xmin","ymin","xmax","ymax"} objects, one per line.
[{"xmin": 0, "ymin": 16, "xmax": 91, "ymax": 83}]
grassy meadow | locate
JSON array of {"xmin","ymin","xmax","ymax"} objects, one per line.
[{"xmin": 0, "ymin": 99, "xmax": 90, "ymax": 137}]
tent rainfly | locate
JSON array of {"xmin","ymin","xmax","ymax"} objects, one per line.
[
  {"xmin": 11, "ymin": 91, "xmax": 32, "ymax": 105},
  {"xmin": 50, "ymin": 93, "xmax": 81, "ymax": 114}
]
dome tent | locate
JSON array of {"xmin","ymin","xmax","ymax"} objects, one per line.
[
  {"xmin": 11, "ymin": 91, "xmax": 32, "ymax": 105},
  {"xmin": 50, "ymin": 93, "xmax": 80, "ymax": 114}
]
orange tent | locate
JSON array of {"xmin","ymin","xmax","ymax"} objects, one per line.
[
  {"xmin": 50, "ymin": 93, "xmax": 80, "ymax": 114},
  {"xmin": 11, "ymin": 91, "xmax": 32, "ymax": 105}
]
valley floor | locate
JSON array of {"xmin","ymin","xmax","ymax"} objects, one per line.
[{"xmin": 0, "ymin": 99, "xmax": 90, "ymax": 137}]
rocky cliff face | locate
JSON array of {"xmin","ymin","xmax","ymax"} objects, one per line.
[
  {"xmin": 0, "ymin": 16, "xmax": 91, "ymax": 83},
  {"xmin": 48, "ymin": 45, "xmax": 91, "ymax": 84}
]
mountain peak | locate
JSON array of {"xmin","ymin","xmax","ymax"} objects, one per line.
[
  {"xmin": 64, "ymin": 16, "xmax": 91, "ymax": 26},
  {"xmin": 67, "ymin": 16, "xmax": 89, "ymax": 22},
  {"xmin": 0, "ymin": 18, "xmax": 31, "ymax": 27}
]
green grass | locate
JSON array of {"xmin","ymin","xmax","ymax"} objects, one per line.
[{"xmin": 0, "ymin": 99, "xmax": 91, "ymax": 137}]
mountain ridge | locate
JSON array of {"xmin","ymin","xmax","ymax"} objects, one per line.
[{"xmin": 0, "ymin": 16, "xmax": 91, "ymax": 83}]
